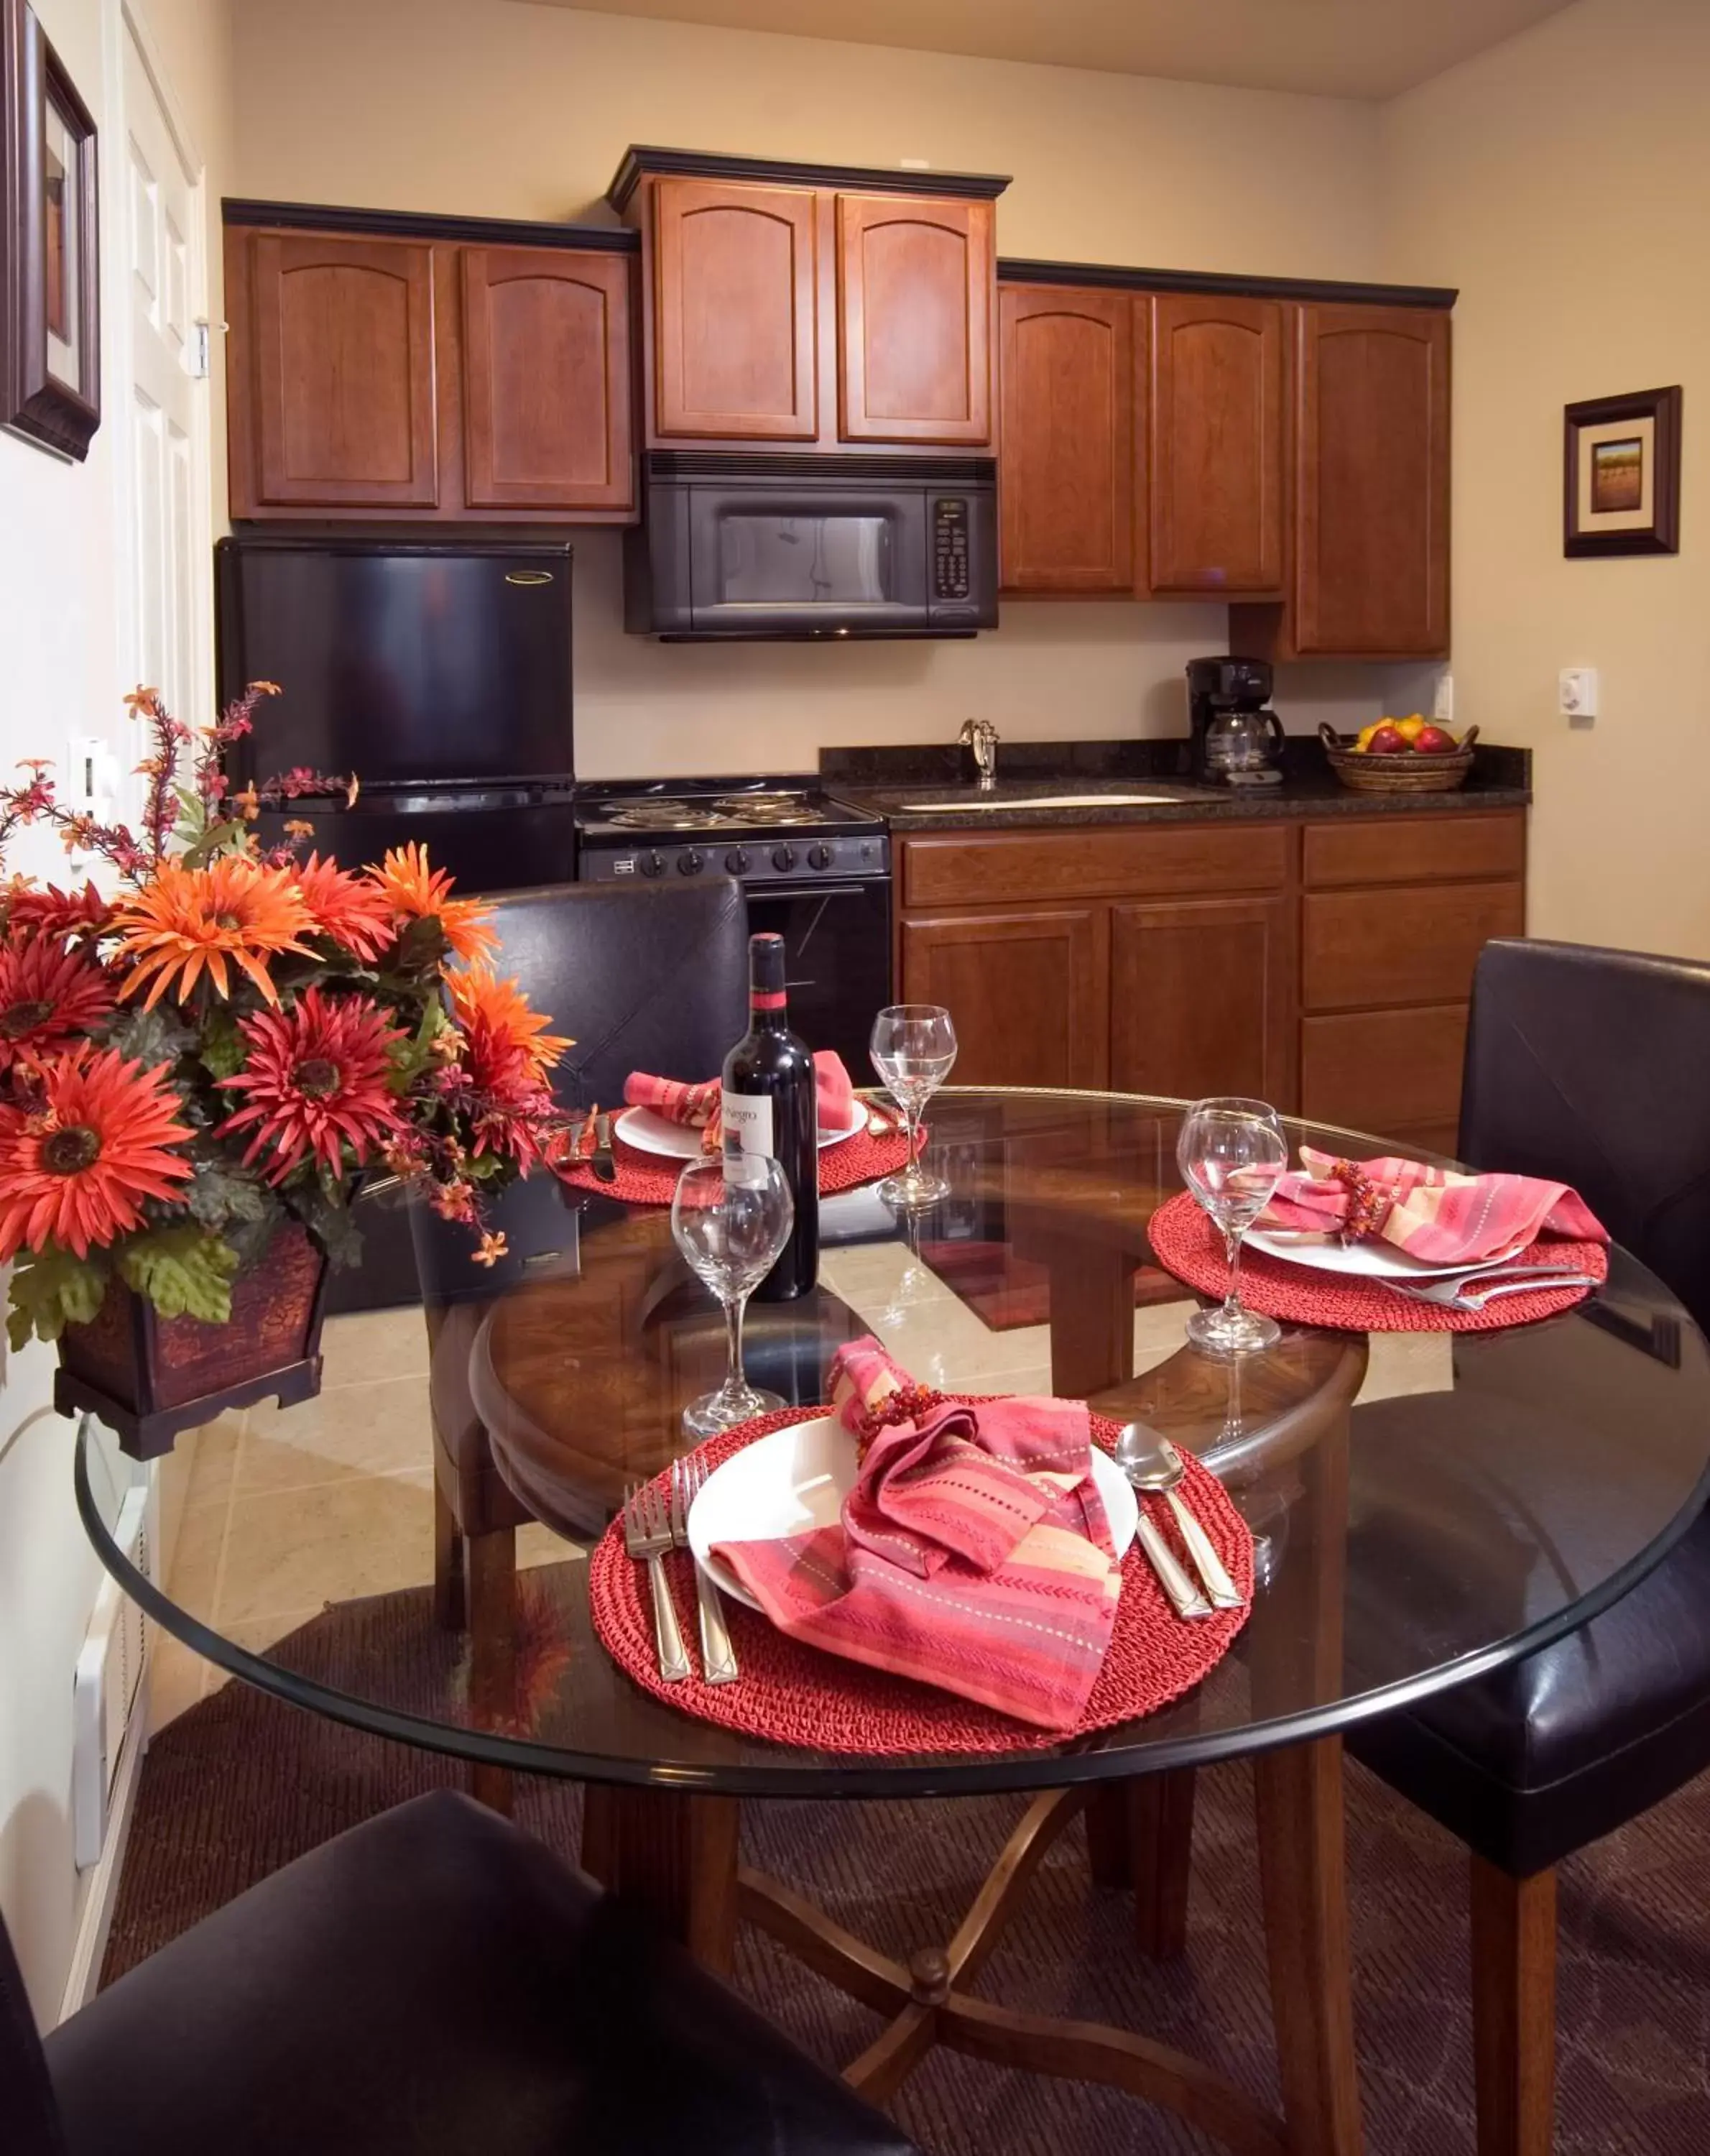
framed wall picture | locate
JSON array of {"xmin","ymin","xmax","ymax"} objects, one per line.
[
  {"xmin": 1563, "ymin": 384, "xmax": 1681, "ymax": 557},
  {"xmin": 1, "ymin": 0, "xmax": 100, "ymax": 461}
]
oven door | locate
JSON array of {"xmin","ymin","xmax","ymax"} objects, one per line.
[
  {"xmin": 743, "ymin": 879, "xmax": 892, "ymax": 1075},
  {"xmin": 685, "ymin": 487, "xmax": 928, "ymax": 637}
]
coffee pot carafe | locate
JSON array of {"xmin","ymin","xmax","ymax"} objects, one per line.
[{"xmin": 1186, "ymin": 655, "xmax": 1286, "ymax": 787}]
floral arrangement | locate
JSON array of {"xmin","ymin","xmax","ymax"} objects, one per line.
[{"xmin": 0, "ymin": 684, "xmax": 570, "ymax": 1349}]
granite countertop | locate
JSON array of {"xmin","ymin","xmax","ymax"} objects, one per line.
[{"xmin": 823, "ymin": 739, "xmax": 1532, "ymax": 832}]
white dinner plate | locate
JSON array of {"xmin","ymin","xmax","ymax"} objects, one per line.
[
  {"xmin": 687, "ymin": 1412, "xmax": 1139, "ymax": 1613},
  {"xmin": 1245, "ymin": 1227, "xmax": 1531, "ymax": 1281},
  {"xmin": 614, "ymin": 1101, "xmax": 866, "ymax": 1161}
]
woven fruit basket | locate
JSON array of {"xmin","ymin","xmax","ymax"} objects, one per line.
[{"xmin": 1318, "ymin": 722, "xmax": 1479, "ymax": 795}]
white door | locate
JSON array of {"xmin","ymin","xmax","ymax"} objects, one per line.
[{"xmin": 119, "ymin": 11, "xmax": 206, "ymax": 727}]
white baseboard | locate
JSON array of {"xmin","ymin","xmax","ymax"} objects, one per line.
[{"xmin": 57, "ymin": 1710, "xmax": 148, "ymax": 2023}]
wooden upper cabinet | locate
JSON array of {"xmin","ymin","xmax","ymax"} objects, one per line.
[
  {"xmin": 244, "ymin": 232, "xmax": 440, "ymax": 510},
  {"xmin": 1147, "ymin": 292, "xmax": 1284, "ymax": 596},
  {"xmin": 651, "ymin": 178, "xmax": 817, "ymax": 441},
  {"xmin": 1293, "ymin": 303, "xmax": 1451, "ymax": 655},
  {"xmin": 460, "ymin": 247, "xmax": 632, "ymax": 512},
  {"xmin": 836, "ymin": 195, "xmax": 994, "ymax": 445},
  {"xmin": 998, "ymin": 286, "xmax": 1134, "ymax": 594}
]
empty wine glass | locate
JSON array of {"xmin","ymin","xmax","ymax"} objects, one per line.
[
  {"xmin": 671, "ymin": 1152, "xmax": 794, "ymax": 1438},
  {"xmin": 1176, "ymin": 1096, "xmax": 1289, "ymax": 1357},
  {"xmin": 870, "ymin": 1004, "xmax": 958, "ymax": 1207}
]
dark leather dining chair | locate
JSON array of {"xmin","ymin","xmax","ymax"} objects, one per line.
[
  {"xmin": 1347, "ymin": 938, "xmax": 1710, "ymax": 2156},
  {"xmin": 10, "ymin": 1788, "xmax": 918, "ymax": 2156}
]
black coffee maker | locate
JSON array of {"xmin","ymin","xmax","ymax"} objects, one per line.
[{"xmin": 1186, "ymin": 656, "xmax": 1285, "ymax": 786}]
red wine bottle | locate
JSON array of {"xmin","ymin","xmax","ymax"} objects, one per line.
[{"xmin": 721, "ymin": 932, "xmax": 818, "ymax": 1302}]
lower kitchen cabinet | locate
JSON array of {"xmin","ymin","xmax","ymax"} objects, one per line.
[
  {"xmin": 899, "ymin": 907, "xmax": 1103, "ymax": 1089},
  {"xmin": 1109, "ymin": 894, "xmax": 1294, "ymax": 1103}
]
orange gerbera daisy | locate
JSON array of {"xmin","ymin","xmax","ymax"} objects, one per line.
[
  {"xmin": 0, "ymin": 1048, "xmax": 193, "ymax": 1260},
  {"xmin": 368, "ymin": 844, "xmax": 496, "ymax": 963},
  {"xmin": 216, "ymin": 987, "xmax": 407, "ymax": 1183},
  {"xmin": 111, "ymin": 855, "xmax": 315, "ymax": 1009},
  {"xmin": 293, "ymin": 852, "xmax": 397, "ymax": 964},
  {"xmin": 448, "ymin": 964, "xmax": 570, "ymax": 1092},
  {"xmin": 0, "ymin": 940, "xmax": 115, "ymax": 1071}
]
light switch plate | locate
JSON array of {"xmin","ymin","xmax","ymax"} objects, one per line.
[
  {"xmin": 1433, "ymin": 673, "xmax": 1454, "ymax": 723},
  {"xmin": 1560, "ymin": 667, "xmax": 1599, "ymax": 720}
]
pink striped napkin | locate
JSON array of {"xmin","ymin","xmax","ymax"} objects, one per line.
[
  {"xmin": 710, "ymin": 1339, "xmax": 1122, "ymax": 1733},
  {"xmin": 623, "ymin": 1052, "xmax": 856, "ymax": 1154},
  {"xmin": 1258, "ymin": 1145, "xmax": 1608, "ymax": 1266}
]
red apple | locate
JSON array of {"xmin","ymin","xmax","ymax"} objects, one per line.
[
  {"xmin": 1413, "ymin": 724, "xmax": 1457, "ymax": 754},
  {"xmin": 1367, "ymin": 723, "xmax": 1408, "ymax": 755}
]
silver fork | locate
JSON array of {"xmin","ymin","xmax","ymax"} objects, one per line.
[
  {"xmin": 623, "ymin": 1480, "xmax": 691, "ymax": 1683},
  {"xmin": 670, "ymin": 1455, "xmax": 739, "ymax": 1684},
  {"xmin": 1385, "ymin": 1272, "xmax": 1600, "ymax": 1314}
]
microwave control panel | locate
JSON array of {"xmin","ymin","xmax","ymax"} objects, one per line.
[{"xmin": 932, "ymin": 498, "xmax": 972, "ymax": 603}]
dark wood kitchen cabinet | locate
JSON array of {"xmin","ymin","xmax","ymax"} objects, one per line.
[
  {"xmin": 223, "ymin": 205, "xmax": 638, "ymax": 522},
  {"xmin": 1145, "ymin": 291, "xmax": 1285, "ymax": 596},
  {"xmin": 997, "ymin": 285, "xmax": 1134, "ymax": 593},
  {"xmin": 836, "ymin": 195, "xmax": 994, "ymax": 444},
  {"xmin": 239, "ymin": 231, "xmax": 442, "ymax": 512},
  {"xmin": 1108, "ymin": 893, "xmax": 1294, "ymax": 1102},
  {"xmin": 900, "ymin": 906, "xmax": 1102, "ymax": 1089}
]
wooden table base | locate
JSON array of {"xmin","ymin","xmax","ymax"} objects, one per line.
[{"xmin": 588, "ymin": 1745, "xmax": 1363, "ymax": 2156}]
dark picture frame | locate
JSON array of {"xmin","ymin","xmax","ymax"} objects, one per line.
[
  {"xmin": 1563, "ymin": 384, "xmax": 1681, "ymax": 557},
  {"xmin": 1, "ymin": 0, "xmax": 100, "ymax": 461}
]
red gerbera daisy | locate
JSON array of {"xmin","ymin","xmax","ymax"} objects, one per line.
[
  {"xmin": 0, "ymin": 939, "xmax": 116, "ymax": 1071},
  {"xmin": 4, "ymin": 879, "xmax": 113, "ymax": 941},
  {"xmin": 0, "ymin": 1048, "xmax": 193, "ymax": 1261},
  {"xmin": 293, "ymin": 852, "xmax": 397, "ymax": 964},
  {"xmin": 216, "ymin": 987, "xmax": 407, "ymax": 1183}
]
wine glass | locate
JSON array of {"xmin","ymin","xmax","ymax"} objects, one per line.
[
  {"xmin": 1175, "ymin": 1096, "xmax": 1289, "ymax": 1357},
  {"xmin": 870, "ymin": 1004, "xmax": 958, "ymax": 1207},
  {"xmin": 671, "ymin": 1152, "xmax": 794, "ymax": 1438}
]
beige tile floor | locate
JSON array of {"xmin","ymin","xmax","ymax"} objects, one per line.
[{"xmin": 149, "ymin": 1244, "xmax": 1449, "ymax": 1731}]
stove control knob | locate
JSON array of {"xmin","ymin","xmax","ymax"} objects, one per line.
[
  {"xmin": 772, "ymin": 844, "xmax": 797, "ymax": 873},
  {"xmin": 724, "ymin": 847, "xmax": 751, "ymax": 876},
  {"xmin": 676, "ymin": 849, "xmax": 703, "ymax": 876},
  {"xmin": 808, "ymin": 842, "xmax": 833, "ymax": 871},
  {"xmin": 638, "ymin": 849, "xmax": 665, "ymax": 879}
]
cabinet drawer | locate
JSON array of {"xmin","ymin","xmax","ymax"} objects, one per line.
[
  {"xmin": 900, "ymin": 822, "xmax": 1291, "ymax": 908},
  {"xmin": 1303, "ymin": 812, "xmax": 1525, "ymax": 890},
  {"xmin": 1303, "ymin": 882, "xmax": 1524, "ymax": 1012},
  {"xmin": 1300, "ymin": 1004, "xmax": 1468, "ymax": 1133}
]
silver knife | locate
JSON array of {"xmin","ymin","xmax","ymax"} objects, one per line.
[
  {"xmin": 591, "ymin": 1111, "xmax": 616, "ymax": 1183},
  {"xmin": 1134, "ymin": 1508, "xmax": 1213, "ymax": 1619}
]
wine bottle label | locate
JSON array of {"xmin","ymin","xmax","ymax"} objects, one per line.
[{"xmin": 721, "ymin": 1089, "xmax": 775, "ymax": 1159}]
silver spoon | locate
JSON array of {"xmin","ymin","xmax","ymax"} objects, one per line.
[
  {"xmin": 1113, "ymin": 1422, "xmax": 1211, "ymax": 1620},
  {"xmin": 1115, "ymin": 1424, "xmax": 1245, "ymax": 1613}
]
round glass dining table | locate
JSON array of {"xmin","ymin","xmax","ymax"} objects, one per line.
[{"xmin": 78, "ymin": 1089, "xmax": 1710, "ymax": 2156}]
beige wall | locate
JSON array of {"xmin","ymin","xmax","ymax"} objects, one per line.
[
  {"xmin": 1382, "ymin": 0, "xmax": 1710, "ymax": 954},
  {"xmin": 231, "ymin": 0, "xmax": 1418, "ymax": 775}
]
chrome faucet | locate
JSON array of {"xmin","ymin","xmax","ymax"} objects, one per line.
[{"xmin": 959, "ymin": 718, "xmax": 999, "ymax": 791}]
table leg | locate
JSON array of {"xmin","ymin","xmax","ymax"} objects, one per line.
[
  {"xmin": 1034, "ymin": 1232, "xmax": 1142, "ymax": 1400},
  {"xmin": 581, "ymin": 1784, "xmax": 741, "ymax": 1974},
  {"xmin": 1084, "ymin": 1770, "xmax": 1198, "ymax": 1961},
  {"xmin": 1254, "ymin": 1733, "xmax": 1363, "ymax": 2156}
]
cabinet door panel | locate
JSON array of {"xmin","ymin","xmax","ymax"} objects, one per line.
[
  {"xmin": 461, "ymin": 248, "xmax": 632, "ymax": 512},
  {"xmin": 653, "ymin": 180, "xmax": 817, "ymax": 440},
  {"xmin": 900, "ymin": 908, "xmax": 1101, "ymax": 1088},
  {"xmin": 998, "ymin": 287, "xmax": 1134, "ymax": 593},
  {"xmin": 1295, "ymin": 304, "xmax": 1451, "ymax": 655},
  {"xmin": 1109, "ymin": 897, "xmax": 1293, "ymax": 1105},
  {"xmin": 838, "ymin": 196, "xmax": 993, "ymax": 444},
  {"xmin": 1148, "ymin": 292, "xmax": 1283, "ymax": 594},
  {"xmin": 250, "ymin": 234, "xmax": 439, "ymax": 508},
  {"xmin": 1303, "ymin": 882, "xmax": 1523, "ymax": 1012},
  {"xmin": 1301, "ymin": 1004, "xmax": 1468, "ymax": 1137}
]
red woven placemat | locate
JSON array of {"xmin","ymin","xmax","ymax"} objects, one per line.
[
  {"xmin": 558, "ymin": 1125, "xmax": 913, "ymax": 1206},
  {"xmin": 588, "ymin": 1401, "xmax": 1253, "ymax": 1755},
  {"xmin": 1147, "ymin": 1189, "xmax": 1607, "ymax": 1335}
]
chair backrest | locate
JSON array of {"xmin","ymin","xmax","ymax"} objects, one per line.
[
  {"xmin": 0, "ymin": 1912, "xmax": 63, "ymax": 2156},
  {"xmin": 1459, "ymin": 938, "xmax": 1710, "ymax": 1333},
  {"xmin": 484, "ymin": 877, "xmax": 749, "ymax": 1115}
]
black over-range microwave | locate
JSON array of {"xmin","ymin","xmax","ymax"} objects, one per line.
[{"xmin": 624, "ymin": 451, "xmax": 999, "ymax": 640}]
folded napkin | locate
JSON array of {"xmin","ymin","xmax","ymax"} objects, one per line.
[
  {"xmin": 1257, "ymin": 1145, "xmax": 1608, "ymax": 1266},
  {"xmin": 710, "ymin": 1338, "xmax": 1122, "ymax": 1732},
  {"xmin": 624, "ymin": 1051, "xmax": 854, "ymax": 1153}
]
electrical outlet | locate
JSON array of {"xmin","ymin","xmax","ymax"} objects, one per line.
[
  {"xmin": 1433, "ymin": 673, "xmax": 1454, "ymax": 724},
  {"xmin": 1560, "ymin": 667, "xmax": 1599, "ymax": 722}
]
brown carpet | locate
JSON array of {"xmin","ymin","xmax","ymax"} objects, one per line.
[{"xmin": 107, "ymin": 1575, "xmax": 1710, "ymax": 2155}]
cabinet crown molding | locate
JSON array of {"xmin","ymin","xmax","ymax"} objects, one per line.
[
  {"xmin": 221, "ymin": 198, "xmax": 639, "ymax": 253},
  {"xmin": 606, "ymin": 144, "xmax": 1011, "ymax": 215},
  {"xmin": 998, "ymin": 256, "xmax": 1457, "ymax": 310}
]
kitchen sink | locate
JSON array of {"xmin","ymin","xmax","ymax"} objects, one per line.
[{"xmin": 904, "ymin": 792, "xmax": 1196, "ymax": 812}]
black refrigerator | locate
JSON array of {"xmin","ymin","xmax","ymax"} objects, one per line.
[{"xmin": 215, "ymin": 536, "xmax": 578, "ymax": 893}]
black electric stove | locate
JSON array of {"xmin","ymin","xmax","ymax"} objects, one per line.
[{"xmin": 573, "ymin": 778, "xmax": 892, "ymax": 1071}]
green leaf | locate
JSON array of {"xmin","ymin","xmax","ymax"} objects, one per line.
[
  {"xmin": 118, "ymin": 1225, "xmax": 239, "ymax": 1325},
  {"xmin": 102, "ymin": 1004, "xmax": 196, "ymax": 1068},
  {"xmin": 198, "ymin": 1004, "xmax": 246, "ymax": 1080},
  {"xmin": 283, "ymin": 1172, "xmax": 365, "ymax": 1271},
  {"xmin": 185, "ymin": 1158, "xmax": 272, "ymax": 1232},
  {"xmin": 181, "ymin": 818, "xmax": 251, "ymax": 867},
  {"xmin": 6, "ymin": 1245, "xmax": 108, "ymax": 1349}
]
